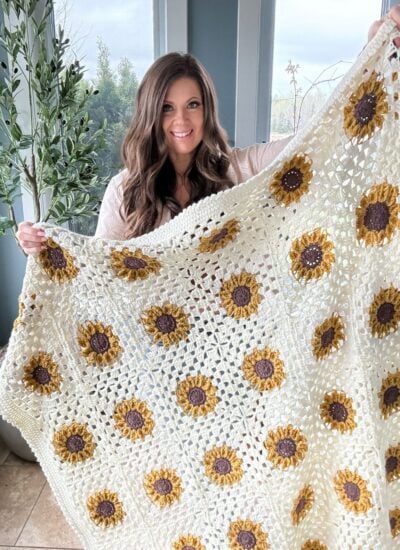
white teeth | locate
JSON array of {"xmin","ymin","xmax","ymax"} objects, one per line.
[{"xmin": 172, "ymin": 130, "xmax": 192, "ymax": 138}]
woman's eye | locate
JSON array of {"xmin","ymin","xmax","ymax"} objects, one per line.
[
  {"xmin": 188, "ymin": 101, "xmax": 200, "ymax": 109},
  {"xmin": 162, "ymin": 104, "xmax": 173, "ymax": 113}
]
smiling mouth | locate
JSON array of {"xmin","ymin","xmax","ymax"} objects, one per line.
[{"xmin": 171, "ymin": 129, "xmax": 193, "ymax": 138}]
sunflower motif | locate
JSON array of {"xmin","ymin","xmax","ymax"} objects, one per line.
[
  {"xmin": 141, "ymin": 303, "xmax": 191, "ymax": 347},
  {"xmin": 110, "ymin": 247, "xmax": 161, "ymax": 281},
  {"xmin": 356, "ymin": 182, "xmax": 400, "ymax": 246},
  {"xmin": 203, "ymin": 444, "xmax": 244, "ymax": 486},
  {"xmin": 368, "ymin": 286, "xmax": 400, "ymax": 338},
  {"xmin": 198, "ymin": 218, "xmax": 241, "ymax": 253},
  {"xmin": 113, "ymin": 398, "xmax": 155, "ymax": 442},
  {"xmin": 264, "ymin": 424, "xmax": 308, "ymax": 469},
  {"xmin": 176, "ymin": 374, "xmax": 218, "ymax": 417},
  {"xmin": 333, "ymin": 469, "xmax": 372, "ymax": 513},
  {"xmin": 320, "ymin": 390, "xmax": 357, "ymax": 433},
  {"xmin": 173, "ymin": 534, "xmax": 206, "ymax": 550},
  {"xmin": 52, "ymin": 422, "xmax": 96, "ymax": 463},
  {"xmin": 78, "ymin": 321, "xmax": 123, "ymax": 366},
  {"xmin": 390, "ymin": 508, "xmax": 400, "ymax": 538},
  {"xmin": 289, "ymin": 228, "xmax": 335, "ymax": 281},
  {"xmin": 13, "ymin": 300, "xmax": 25, "ymax": 328},
  {"xmin": 343, "ymin": 70, "xmax": 388, "ymax": 142},
  {"xmin": 241, "ymin": 347, "xmax": 285, "ymax": 392},
  {"xmin": 291, "ymin": 484, "xmax": 314, "ymax": 525},
  {"xmin": 311, "ymin": 313, "xmax": 345, "ymax": 360},
  {"xmin": 87, "ymin": 489, "xmax": 125, "ymax": 527},
  {"xmin": 300, "ymin": 541, "xmax": 328, "ymax": 550},
  {"xmin": 13, "ymin": 293, "xmax": 40, "ymax": 328},
  {"xmin": 227, "ymin": 518, "xmax": 270, "ymax": 550},
  {"xmin": 22, "ymin": 351, "xmax": 62, "ymax": 395},
  {"xmin": 38, "ymin": 237, "xmax": 79, "ymax": 283},
  {"xmin": 220, "ymin": 271, "xmax": 263, "ymax": 319},
  {"xmin": 143, "ymin": 467, "xmax": 183, "ymax": 507},
  {"xmin": 385, "ymin": 443, "xmax": 400, "ymax": 483},
  {"xmin": 270, "ymin": 154, "xmax": 313, "ymax": 206},
  {"xmin": 379, "ymin": 371, "xmax": 400, "ymax": 419}
]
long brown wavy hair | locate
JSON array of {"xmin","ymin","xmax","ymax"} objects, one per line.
[{"xmin": 121, "ymin": 52, "xmax": 233, "ymax": 238}]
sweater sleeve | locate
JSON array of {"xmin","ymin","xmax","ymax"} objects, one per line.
[
  {"xmin": 228, "ymin": 136, "xmax": 293, "ymax": 184},
  {"xmin": 94, "ymin": 171, "xmax": 128, "ymax": 240}
]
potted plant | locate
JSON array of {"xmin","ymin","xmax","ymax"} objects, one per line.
[{"xmin": 0, "ymin": 0, "xmax": 108, "ymax": 460}]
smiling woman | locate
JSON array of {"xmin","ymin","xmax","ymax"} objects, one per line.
[{"xmin": 161, "ymin": 77, "xmax": 205, "ymax": 181}]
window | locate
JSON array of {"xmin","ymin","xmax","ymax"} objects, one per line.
[
  {"xmin": 53, "ymin": 0, "xmax": 154, "ymax": 234},
  {"xmin": 270, "ymin": 0, "xmax": 383, "ymax": 140}
]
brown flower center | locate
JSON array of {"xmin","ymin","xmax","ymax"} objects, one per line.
[
  {"xmin": 390, "ymin": 517, "xmax": 397, "ymax": 530},
  {"xmin": 96, "ymin": 500, "xmax": 115, "ymax": 517},
  {"xmin": 182, "ymin": 546, "xmax": 196, "ymax": 550},
  {"xmin": 254, "ymin": 359, "xmax": 274, "ymax": 379},
  {"xmin": 384, "ymin": 385, "xmax": 399, "ymax": 405},
  {"xmin": 32, "ymin": 366, "xmax": 51, "ymax": 385},
  {"xmin": 66, "ymin": 434, "xmax": 85, "ymax": 453},
  {"xmin": 344, "ymin": 481, "xmax": 360, "ymax": 501},
  {"xmin": 300, "ymin": 243, "xmax": 323, "ymax": 268},
  {"xmin": 231, "ymin": 285, "xmax": 251, "ymax": 307},
  {"xmin": 123, "ymin": 256, "xmax": 147, "ymax": 269},
  {"xmin": 295, "ymin": 496, "xmax": 307, "ymax": 514},
  {"xmin": 364, "ymin": 201, "xmax": 390, "ymax": 231},
  {"xmin": 377, "ymin": 302, "xmax": 395, "ymax": 324},
  {"xmin": 329, "ymin": 401, "xmax": 348, "ymax": 422},
  {"xmin": 154, "ymin": 478, "xmax": 172, "ymax": 495},
  {"xmin": 237, "ymin": 530, "xmax": 257, "ymax": 549},
  {"xmin": 282, "ymin": 167, "xmax": 303, "ymax": 192},
  {"xmin": 213, "ymin": 457, "xmax": 232, "ymax": 475},
  {"xmin": 90, "ymin": 332, "xmax": 110, "ymax": 354},
  {"xmin": 277, "ymin": 437, "xmax": 296, "ymax": 458},
  {"xmin": 386, "ymin": 455, "xmax": 398, "ymax": 474},
  {"xmin": 155, "ymin": 314, "xmax": 177, "ymax": 333},
  {"xmin": 354, "ymin": 92, "xmax": 377, "ymax": 125},
  {"xmin": 47, "ymin": 246, "xmax": 67, "ymax": 269},
  {"xmin": 188, "ymin": 386, "xmax": 206, "ymax": 406},
  {"xmin": 125, "ymin": 410, "xmax": 144, "ymax": 430},
  {"xmin": 210, "ymin": 227, "xmax": 229, "ymax": 244},
  {"xmin": 321, "ymin": 326, "xmax": 335, "ymax": 347}
]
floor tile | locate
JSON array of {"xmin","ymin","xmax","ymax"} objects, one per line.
[
  {"xmin": 0, "ymin": 463, "xmax": 45, "ymax": 546},
  {"xmin": 16, "ymin": 483, "xmax": 82, "ymax": 549}
]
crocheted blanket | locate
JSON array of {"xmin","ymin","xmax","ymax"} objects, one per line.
[{"xmin": 1, "ymin": 20, "xmax": 400, "ymax": 550}]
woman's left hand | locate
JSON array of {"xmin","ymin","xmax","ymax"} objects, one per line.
[{"xmin": 368, "ymin": 5, "xmax": 400, "ymax": 47}]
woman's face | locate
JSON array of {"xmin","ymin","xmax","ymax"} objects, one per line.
[{"xmin": 161, "ymin": 77, "xmax": 204, "ymax": 168}]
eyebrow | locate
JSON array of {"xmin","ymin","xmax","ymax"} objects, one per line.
[{"xmin": 163, "ymin": 96, "xmax": 202, "ymax": 104}]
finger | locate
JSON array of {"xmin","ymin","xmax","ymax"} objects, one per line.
[
  {"xmin": 389, "ymin": 5, "xmax": 400, "ymax": 28},
  {"xmin": 22, "ymin": 246, "xmax": 45, "ymax": 256},
  {"xmin": 18, "ymin": 221, "xmax": 33, "ymax": 231},
  {"xmin": 19, "ymin": 228, "xmax": 46, "ymax": 241},
  {"xmin": 368, "ymin": 19, "xmax": 383, "ymax": 42},
  {"xmin": 20, "ymin": 238, "xmax": 47, "ymax": 250}
]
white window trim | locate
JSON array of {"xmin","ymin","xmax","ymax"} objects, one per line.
[
  {"xmin": 235, "ymin": 0, "xmax": 275, "ymax": 147},
  {"xmin": 153, "ymin": 0, "xmax": 188, "ymax": 57}
]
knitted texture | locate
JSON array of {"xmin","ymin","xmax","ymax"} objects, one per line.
[{"xmin": 1, "ymin": 20, "xmax": 400, "ymax": 550}]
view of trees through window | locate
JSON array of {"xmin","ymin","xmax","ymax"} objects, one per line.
[{"xmin": 53, "ymin": 0, "xmax": 153, "ymax": 234}]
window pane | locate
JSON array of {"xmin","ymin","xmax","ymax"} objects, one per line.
[
  {"xmin": 270, "ymin": 0, "xmax": 382, "ymax": 141},
  {"xmin": 53, "ymin": 0, "xmax": 154, "ymax": 235}
]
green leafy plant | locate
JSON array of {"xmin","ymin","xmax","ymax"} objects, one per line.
[{"xmin": 0, "ymin": 0, "xmax": 108, "ymax": 248}]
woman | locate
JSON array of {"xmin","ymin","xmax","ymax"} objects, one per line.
[{"xmin": 16, "ymin": 6, "xmax": 400, "ymax": 252}]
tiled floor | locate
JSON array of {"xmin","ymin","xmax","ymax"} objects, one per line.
[{"xmin": 0, "ymin": 449, "xmax": 82, "ymax": 550}]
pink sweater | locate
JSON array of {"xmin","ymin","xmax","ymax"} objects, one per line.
[{"xmin": 95, "ymin": 137, "xmax": 290, "ymax": 239}]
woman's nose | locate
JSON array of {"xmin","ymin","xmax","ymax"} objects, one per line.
[{"xmin": 174, "ymin": 107, "xmax": 188, "ymax": 122}]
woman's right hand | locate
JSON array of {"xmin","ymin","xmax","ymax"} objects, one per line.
[{"xmin": 16, "ymin": 222, "xmax": 47, "ymax": 255}]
